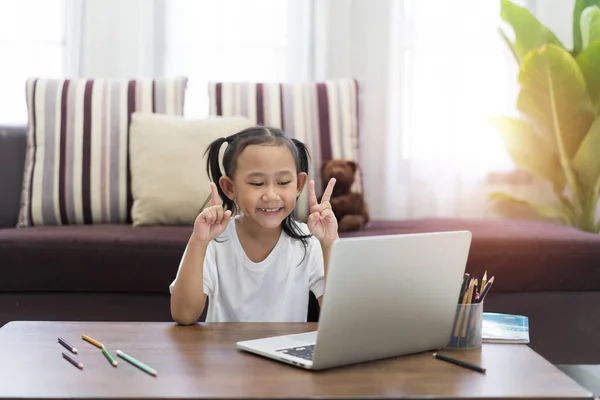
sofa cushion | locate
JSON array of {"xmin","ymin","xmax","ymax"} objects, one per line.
[
  {"xmin": 1, "ymin": 218, "xmax": 599, "ymax": 294},
  {"xmin": 341, "ymin": 218, "xmax": 600, "ymax": 293},
  {"xmin": 18, "ymin": 77, "xmax": 188, "ymax": 227},
  {"xmin": 0, "ymin": 125, "xmax": 27, "ymax": 228},
  {"xmin": 208, "ymin": 79, "xmax": 360, "ymax": 221},
  {"xmin": 0, "ymin": 224, "xmax": 193, "ymax": 293},
  {"xmin": 129, "ymin": 113, "xmax": 253, "ymax": 226}
]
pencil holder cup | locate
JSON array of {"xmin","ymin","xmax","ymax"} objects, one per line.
[{"xmin": 446, "ymin": 302, "xmax": 483, "ymax": 350}]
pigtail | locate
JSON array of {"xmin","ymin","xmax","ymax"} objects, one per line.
[
  {"xmin": 281, "ymin": 138, "xmax": 313, "ymax": 264},
  {"xmin": 201, "ymin": 137, "xmax": 234, "ymax": 212},
  {"xmin": 291, "ymin": 138, "xmax": 310, "ymax": 175}
]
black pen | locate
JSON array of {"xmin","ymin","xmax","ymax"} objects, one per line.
[{"xmin": 432, "ymin": 352, "xmax": 486, "ymax": 373}]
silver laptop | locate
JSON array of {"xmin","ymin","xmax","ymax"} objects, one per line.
[{"xmin": 236, "ymin": 230, "xmax": 472, "ymax": 370}]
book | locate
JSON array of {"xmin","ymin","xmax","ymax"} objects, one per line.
[{"xmin": 482, "ymin": 312, "xmax": 530, "ymax": 344}]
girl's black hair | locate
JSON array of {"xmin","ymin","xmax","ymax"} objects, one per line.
[{"xmin": 203, "ymin": 125, "xmax": 313, "ymax": 252}]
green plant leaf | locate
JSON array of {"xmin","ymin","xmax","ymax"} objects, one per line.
[
  {"xmin": 490, "ymin": 191, "xmax": 571, "ymax": 224},
  {"xmin": 574, "ymin": 117, "xmax": 600, "ymax": 233},
  {"xmin": 581, "ymin": 5, "xmax": 600, "ymax": 49},
  {"xmin": 574, "ymin": 116, "xmax": 600, "ymax": 191},
  {"xmin": 517, "ymin": 44, "xmax": 595, "ymax": 157},
  {"xmin": 596, "ymin": 218, "xmax": 600, "ymax": 232},
  {"xmin": 488, "ymin": 116, "xmax": 565, "ymax": 192},
  {"xmin": 580, "ymin": 187, "xmax": 600, "ymax": 231},
  {"xmin": 559, "ymin": 196, "xmax": 577, "ymax": 224},
  {"xmin": 498, "ymin": 27, "xmax": 522, "ymax": 64},
  {"xmin": 574, "ymin": 0, "xmax": 600, "ymax": 55},
  {"xmin": 516, "ymin": 44, "xmax": 595, "ymax": 211},
  {"xmin": 500, "ymin": 0, "xmax": 565, "ymax": 58},
  {"xmin": 576, "ymin": 40, "xmax": 600, "ymax": 113}
]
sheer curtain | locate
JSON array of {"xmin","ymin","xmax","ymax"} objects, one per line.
[
  {"xmin": 164, "ymin": 0, "xmax": 301, "ymax": 118},
  {"xmin": 0, "ymin": 0, "xmax": 66, "ymax": 124},
  {"xmin": 387, "ymin": 0, "xmax": 524, "ymax": 219},
  {"xmin": 386, "ymin": 0, "xmax": 570, "ymax": 220},
  {"xmin": 65, "ymin": 0, "xmax": 161, "ymax": 79},
  {"xmin": 161, "ymin": 0, "xmax": 532, "ymax": 220},
  {"xmin": 66, "ymin": 0, "xmax": 314, "ymax": 90},
  {"xmin": 58, "ymin": 0, "xmax": 562, "ymax": 220},
  {"xmin": 309, "ymin": 0, "xmax": 557, "ymax": 220}
]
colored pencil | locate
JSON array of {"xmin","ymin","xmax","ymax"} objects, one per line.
[
  {"xmin": 480, "ymin": 270, "xmax": 488, "ymax": 294},
  {"xmin": 62, "ymin": 352, "xmax": 83, "ymax": 370},
  {"xmin": 460, "ymin": 280, "xmax": 475, "ymax": 338},
  {"xmin": 102, "ymin": 346, "xmax": 118, "ymax": 367},
  {"xmin": 116, "ymin": 350, "xmax": 157, "ymax": 376},
  {"xmin": 477, "ymin": 276, "xmax": 495, "ymax": 303},
  {"xmin": 457, "ymin": 273, "xmax": 470, "ymax": 303},
  {"xmin": 81, "ymin": 334, "xmax": 103, "ymax": 349},
  {"xmin": 433, "ymin": 352, "xmax": 486, "ymax": 373},
  {"xmin": 58, "ymin": 337, "xmax": 77, "ymax": 354},
  {"xmin": 471, "ymin": 279, "xmax": 478, "ymax": 304},
  {"xmin": 453, "ymin": 279, "xmax": 474, "ymax": 343}
]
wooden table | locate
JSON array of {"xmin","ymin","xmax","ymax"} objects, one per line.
[{"xmin": 0, "ymin": 321, "xmax": 592, "ymax": 399}]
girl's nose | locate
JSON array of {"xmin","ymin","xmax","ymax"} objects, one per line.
[{"xmin": 262, "ymin": 186, "xmax": 280, "ymax": 201}]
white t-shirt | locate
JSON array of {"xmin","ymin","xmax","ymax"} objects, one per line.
[{"xmin": 169, "ymin": 216, "xmax": 325, "ymax": 322}]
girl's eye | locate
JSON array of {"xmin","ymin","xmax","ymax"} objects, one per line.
[
  {"xmin": 250, "ymin": 182, "xmax": 264, "ymax": 187},
  {"xmin": 279, "ymin": 181, "xmax": 291, "ymax": 186}
]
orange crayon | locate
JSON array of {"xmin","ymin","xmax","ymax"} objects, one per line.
[{"xmin": 81, "ymin": 334, "xmax": 103, "ymax": 349}]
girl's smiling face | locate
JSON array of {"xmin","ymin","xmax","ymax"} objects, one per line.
[{"xmin": 220, "ymin": 144, "xmax": 307, "ymax": 230}]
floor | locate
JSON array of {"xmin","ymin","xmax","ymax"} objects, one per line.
[{"xmin": 557, "ymin": 365, "xmax": 600, "ymax": 398}]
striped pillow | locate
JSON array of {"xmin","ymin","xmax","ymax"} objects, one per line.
[
  {"xmin": 208, "ymin": 79, "xmax": 361, "ymax": 221},
  {"xmin": 17, "ymin": 77, "xmax": 188, "ymax": 227}
]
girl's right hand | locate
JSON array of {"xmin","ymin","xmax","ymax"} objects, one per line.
[{"xmin": 192, "ymin": 182, "xmax": 232, "ymax": 244}]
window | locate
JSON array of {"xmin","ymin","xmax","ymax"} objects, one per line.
[
  {"xmin": 0, "ymin": 0, "xmax": 66, "ymax": 124},
  {"xmin": 400, "ymin": 0, "xmax": 524, "ymax": 175},
  {"xmin": 164, "ymin": 0, "xmax": 289, "ymax": 117}
]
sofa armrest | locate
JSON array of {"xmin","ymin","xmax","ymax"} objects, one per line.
[{"xmin": 0, "ymin": 125, "xmax": 27, "ymax": 228}]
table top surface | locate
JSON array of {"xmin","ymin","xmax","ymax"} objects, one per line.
[{"xmin": 0, "ymin": 321, "xmax": 592, "ymax": 400}]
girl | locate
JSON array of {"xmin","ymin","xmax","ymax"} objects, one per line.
[{"xmin": 169, "ymin": 126, "xmax": 338, "ymax": 324}]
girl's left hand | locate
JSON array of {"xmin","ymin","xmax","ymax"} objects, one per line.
[{"xmin": 307, "ymin": 178, "xmax": 339, "ymax": 247}]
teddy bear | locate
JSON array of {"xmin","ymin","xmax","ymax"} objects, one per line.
[{"xmin": 320, "ymin": 159, "xmax": 370, "ymax": 232}]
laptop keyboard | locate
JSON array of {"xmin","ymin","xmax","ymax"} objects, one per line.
[{"xmin": 276, "ymin": 344, "xmax": 315, "ymax": 361}]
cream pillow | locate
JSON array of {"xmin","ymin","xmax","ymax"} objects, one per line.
[{"xmin": 129, "ymin": 112, "xmax": 253, "ymax": 226}]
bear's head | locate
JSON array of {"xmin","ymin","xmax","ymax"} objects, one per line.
[{"xmin": 320, "ymin": 159, "xmax": 357, "ymax": 195}]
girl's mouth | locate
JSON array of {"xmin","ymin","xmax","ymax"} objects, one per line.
[{"xmin": 258, "ymin": 207, "xmax": 283, "ymax": 214}]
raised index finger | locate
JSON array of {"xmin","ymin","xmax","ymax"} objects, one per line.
[
  {"xmin": 320, "ymin": 178, "xmax": 336, "ymax": 204},
  {"xmin": 210, "ymin": 182, "xmax": 220, "ymax": 206}
]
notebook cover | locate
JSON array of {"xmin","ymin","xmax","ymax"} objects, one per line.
[{"xmin": 482, "ymin": 312, "xmax": 530, "ymax": 344}]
